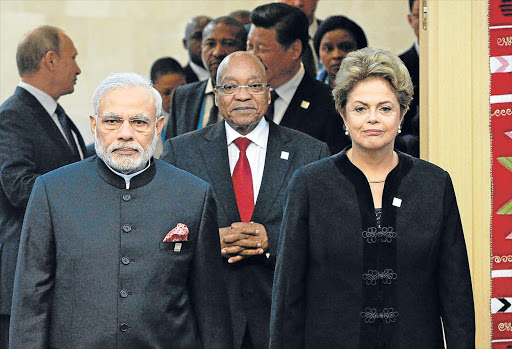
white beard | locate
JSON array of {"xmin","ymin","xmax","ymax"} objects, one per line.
[{"xmin": 94, "ymin": 128, "xmax": 157, "ymax": 174}]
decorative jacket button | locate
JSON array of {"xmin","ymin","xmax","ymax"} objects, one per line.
[
  {"xmin": 119, "ymin": 323, "xmax": 128, "ymax": 332},
  {"xmin": 122, "ymin": 224, "xmax": 132, "ymax": 233},
  {"xmin": 121, "ymin": 257, "xmax": 130, "ymax": 265},
  {"xmin": 120, "ymin": 290, "xmax": 128, "ymax": 298},
  {"xmin": 123, "ymin": 194, "xmax": 131, "ymax": 201}
]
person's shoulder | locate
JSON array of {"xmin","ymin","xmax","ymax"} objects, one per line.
[
  {"xmin": 277, "ymin": 124, "xmax": 328, "ymax": 148},
  {"xmin": 399, "ymin": 44, "xmax": 418, "ymax": 62},
  {"xmin": 400, "ymin": 151, "xmax": 450, "ymax": 180},
  {"xmin": 154, "ymin": 158, "xmax": 210, "ymax": 190},
  {"xmin": 40, "ymin": 156, "xmax": 96, "ymax": 183},
  {"xmin": 298, "ymin": 74, "xmax": 336, "ymax": 107},
  {"xmin": 170, "ymin": 125, "xmax": 209, "ymax": 146},
  {"xmin": 174, "ymin": 79, "xmax": 207, "ymax": 95}
]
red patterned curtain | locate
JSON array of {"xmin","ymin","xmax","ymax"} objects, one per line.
[{"xmin": 491, "ymin": 0, "xmax": 512, "ymax": 347}]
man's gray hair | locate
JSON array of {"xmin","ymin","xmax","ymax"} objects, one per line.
[
  {"xmin": 16, "ymin": 25, "xmax": 62, "ymax": 77},
  {"xmin": 92, "ymin": 72, "xmax": 162, "ymax": 117}
]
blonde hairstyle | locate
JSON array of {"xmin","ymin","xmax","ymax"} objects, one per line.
[{"xmin": 332, "ymin": 47, "xmax": 413, "ymax": 113}]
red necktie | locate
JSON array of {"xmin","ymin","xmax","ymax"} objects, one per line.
[{"xmin": 232, "ymin": 137, "xmax": 254, "ymax": 222}]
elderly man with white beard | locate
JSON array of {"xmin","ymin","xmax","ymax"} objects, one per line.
[{"xmin": 9, "ymin": 72, "xmax": 233, "ymax": 348}]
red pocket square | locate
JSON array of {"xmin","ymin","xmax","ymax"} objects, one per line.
[{"xmin": 163, "ymin": 223, "xmax": 189, "ymax": 242}]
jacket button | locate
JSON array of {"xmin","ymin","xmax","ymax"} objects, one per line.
[
  {"xmin": 121, "ymin": 257, "xmax": 130, "ymax": 265},
  {"xmin": 119, "ymin": 323, "xmax": 128, "ymax": 332},
  {"xmin": 120, "ymin": 290, "xmax": 128, "ymax": 298},
  {"xmin": 122, "ymin": 224, "xmax": 132, "ymax": 233},
  {"xmin": 123, "ymin": 194, "xmax": 131, "ymax": 201}
]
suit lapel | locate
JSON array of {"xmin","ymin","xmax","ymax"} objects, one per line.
[
  {"xmin": 15, "ymin": 87, "xmax": 77, "ymax": 161},
  {"xmin": 251, "ymin": 122, "xmax": 292, "ymax": 222},
  {"xmin": 279, "ymin": 75, "xmax": 311, "ymax": 129},
  {"xmin": 183, "ymin": 80, "xmax": 208, "ymax": 133},
  {"xmin": 200, "ymin": 123, "xmax": 241, "ymax": 223}
]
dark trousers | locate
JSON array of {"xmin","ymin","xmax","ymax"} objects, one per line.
[{"xmin": 0, "ymin": 315, "xmax": 9, "ymax": 349}]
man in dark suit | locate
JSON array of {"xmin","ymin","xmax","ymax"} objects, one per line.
[
  {"xmin": 182, "ymin": 15, "xmax": 212, "ymax": 84},
  {"xmin": 278, "ymin": 0, "xmax": 322, "ymax": 76},
  {"xmin": 0, "ymin": 25, "xmax": 86, "ymax": 349},
  {"xmin": 165, "ymin": 16, "xmax": 247, "ymax": 140},
  {"xmin": 10, "ymin": 72, "xmax": 232, "ymax": 348},
  {"xmin": 161, "ymin": 52, "xmax": 330, "ymax": 349},
  {"xmin": 247, "ymin": 3, "xmax": 349, "ymax": 154},
  {"xmin": 399, "ymin": 0, "xmax": 420, "ymax": 156}
]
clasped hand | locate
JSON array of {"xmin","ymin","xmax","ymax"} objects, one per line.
[{"xmin": 219, "ymin": 222, "xmax": 269, "ymax": 264}]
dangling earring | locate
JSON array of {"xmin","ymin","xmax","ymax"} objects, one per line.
[
  {"xmin": 397, "ymin": 127, "xmax": 402, "ymax": 134},
  {"xmin": 345, "ymin": 130, "xmax": 349, "ymax": 136},
  {"xmin": 343, "ymin": 124, "xmax": 349, "ymax": 136}
]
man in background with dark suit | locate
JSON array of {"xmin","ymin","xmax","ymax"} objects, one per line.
[
  {"xmin": 161, "ymin": 51, "xmax": 330, "ymax": 349},
  {"xmin": 399, "ymin": 0, "xmax": 420, "ymax": 156},
  {"xmin": 0, "ymin": 25, "xmax": 86, "ymax": 349},
  {"xmin": 165, "ymin": 16, "xmax": 247, "ymax": 140},
  {"xmin": 248, "ymin": 3, "xmax": 349, "ymax": 154},
  {"xmin": 182, "ymin": 15, "xmax": 212, "ymax": 83},
  {"xmin": 10, "ymin": 72, "xmax": 232, "ymax": 348}
]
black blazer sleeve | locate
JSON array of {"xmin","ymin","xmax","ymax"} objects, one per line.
[
  {"xmin": 438, "ymin": 175, "xmax": 475, "ymax": 348},
  {"xmin": 191, "ymin": 186, "xmax": 233, "ymax": 349},
  {"xmin": 10, "ymin": 177, "xmax": 55, "ymax": 348},
  {"xmin": 269, "ymin": 170, "xmax": 310, "ymax": 349}
]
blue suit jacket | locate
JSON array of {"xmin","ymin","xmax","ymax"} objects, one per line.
[
  {"xmin": 0, "ymin": 86, "xmax": 86, "ymax": 314},
  {"xmin": 161, "ymin": 121, "xmax": 330, "ymax": 349}
]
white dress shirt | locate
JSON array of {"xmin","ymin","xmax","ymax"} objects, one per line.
[
  {"xmin": 272, "ymin": 64, "xmax": 305, "ymax": 125},
  {"xmin": 18, "ymin": 81, "xmax": 83, "ymax": 159},
  {"xmin": 189, "ymin": 61, "xmax": 210, "ymax": 81},
  {"xmin": 225, "ymin": 117, "xmax": 269, "ymax": 204},
  {"xmin": 199, "ymin": 78, "xmax": 221, "ymax": 129}
]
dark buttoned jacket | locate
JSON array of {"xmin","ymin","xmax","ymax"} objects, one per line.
[
  {"xmin": 183, "ymin": 63, "xmax": 200, "ymax": 84},
  {"xmin": 270, "ymin": 150, "xmax": 475, "ymax": 349},
  {"xmin": 160, "ymin": 120, "xmax": 330, "ymax": 349},
  {"xmin": 10, "ymin": 157, "xmax": 232, "ymax": 348},
  {"xmin": 165, "ymin": 80, "xmax": 209, "ymax": 140},
  {"xmin": 0, "ymin": 86, "xmax": 86, "ymax": 315}
]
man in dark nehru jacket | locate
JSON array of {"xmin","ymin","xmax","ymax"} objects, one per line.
[
  {"xmin": 161, "ymin": 51, "xmax": 330, "ymax": 349},
  {"xmin": 0, "ymin": 25, "xmax": 87, "ymax": 349},
  {"xmin": 247, "ymin": 3, "xmax": 349, "ymax": 154},
  {"xmin": 165, "ymin": 16, "xmax": 247, "ymax": 139},
  {"xmin": 9, "ymin": 72, "xmax": 232, "ymax": 349}
]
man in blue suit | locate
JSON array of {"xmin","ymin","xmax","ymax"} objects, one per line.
[
  {"xmin": 10, "ymin": 72, "xmax": 232, "ymax": 348},
  {"xmin": 161, "ymin": 52, "xmax": 330, "ymax": 349},
  {"xmin": 0, "ymin": 25, "xmax": 86, "ymax": 348}
]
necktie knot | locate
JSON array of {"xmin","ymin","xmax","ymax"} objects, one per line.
[
  {"xmin": 234, "ymin": 137, "xmax": 251, "ymax": 152},
  {"xmin": 270, "ymin": 90, "xmax": 279, "ymax": 101}
]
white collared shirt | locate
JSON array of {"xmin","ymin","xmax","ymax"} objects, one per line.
[
  {"xmin": 18, "ymin": 81, "xmax": 83, "ymax": 159},
  {"xmin": 189, "ymin": 61, "xmax": 210, "ymax": 81},
  {"xmin": 272, "ymin": 64, "xmax": 305, "ymax": 125},
  {"xmin": 414, "ymin": 40, "xmax": 419, "ymax": 56},
  {"xmin": 309, "ymin": 19, "xmax": 321, "ymax": 73},
  {"xmin": 225, "ymin": 117, "xmax": 269, "ymax": 203},
  {"xmin": 104, "ymin": 159, "xmax": 152, "ymax": 190},
  {"xmin": 199, "ymin": 78, "xmax": 220, "ymax": 129}
]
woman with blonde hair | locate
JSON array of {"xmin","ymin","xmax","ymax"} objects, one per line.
[{"xmin": 269, "ymin": 47, "xmax": 475, "ymax": 349}]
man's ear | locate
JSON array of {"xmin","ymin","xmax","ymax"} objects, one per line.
[
  {"xmin": 289, "ymin": 39, "xmax": 303, "ymax": 61},
  {"xmin": 43, "ymin": 51, "xmax": 58, "ymax": 70},
  {"xmin": 214, "ymin": 89, "xmax": 219, "ymax": 107},
  {"xmin": 89, "ymin": 115, "xmax": 97, "ymax": 137},
  {"xmin": 156, "ymin": 115, "xmax": 165, "ymax": 137}
]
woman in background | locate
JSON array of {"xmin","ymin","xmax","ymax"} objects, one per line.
[
  {"xmin": 314, "ymin": 15, "xmax": 367, "ymax": 88},
  {"xmin": 269, "ymin": 47, "xmax": 475, "ymax": 349}
]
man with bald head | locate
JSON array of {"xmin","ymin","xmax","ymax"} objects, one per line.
[
  {"xmin": 0, "ymin": 25, "xmax": 87, "ymax": 347},
  {"xmin": 165, "ymin": 16, "xmax": 247, "ymax": 139},
  {"xmin": 161, "ymin": 51, "xmax": 330, "ymax": 349},
  {"xmin": 182, "ymin": 15, "xmax": 212, "ymax": 83}
]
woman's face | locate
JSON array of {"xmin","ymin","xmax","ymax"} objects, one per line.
[
  {"xmin": 340, "ymin": 77, "xmax": 405, "ymax": 153},
  {"xmin": 319, "ymin": 29, "xmax": 358, "ymax": 86}
]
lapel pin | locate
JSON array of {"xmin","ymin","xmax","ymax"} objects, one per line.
[
  {"xmin": 392, "ymin": 197, "xmax": 402, "ymax": 208},
  {"xmin": 300, "ymin": 100, "xmax": 310, "ymax": 109},
  {"xmin": 280, "ymin": 151, "xmax": 289, "ymax": 160},
  {"xmin": 174, "ymin": 242, "xmax": 182, "ymax": 252}
]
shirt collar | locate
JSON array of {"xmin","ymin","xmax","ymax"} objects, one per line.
[
  {"xmin": 414, "ymin": 40, "xmax": 419, "ymax": 55},
  {"xmin": 309, "ymin": 19, "xmax": 318, "ymax": 39},
  {"xmin": 189, "ymin": 61, "xmax": 210, "ymax": 81},
  {"xmin": 19, "ymin": 81, "xmax": 58, "ymax": 116},
  {"xmin": 274, "ymin": 64, "xmax": 305, "ymax": 104},
  {"xmin": 204, "ymin": 77, "xmax": 215, "ymax": 95},
  {"xmin": 104, "ymin": 158, "xmax": 152, "ymax": 189},
  {"xmin": 225, "ymin": 117, "xmax": 269, "ymax": 150}
]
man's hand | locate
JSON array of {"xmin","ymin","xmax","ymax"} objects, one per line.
[{"xmin": 218, "ymin": 222, "xmax": 269, "ymax": 263}]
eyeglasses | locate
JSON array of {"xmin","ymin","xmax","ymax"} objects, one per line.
[
  {"xmin": 215, "ymin": 83, "xmax": 270, "ymax": 95},
  {"xmin": 97, "ymin": 115, "xmax": 156, "ymax": 132}
]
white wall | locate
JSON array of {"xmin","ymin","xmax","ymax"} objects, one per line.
[{"xmin": 0, "ymin": 0, "xmax": 414, "ymax": 144}]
